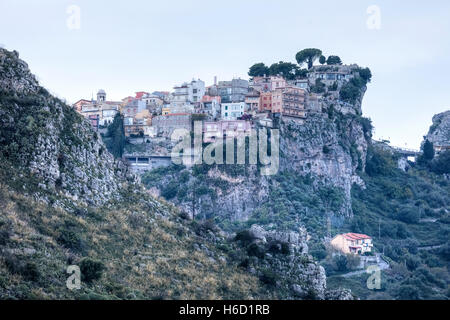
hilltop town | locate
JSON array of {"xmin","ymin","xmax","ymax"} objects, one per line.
[
  {"xmin": 0, "ymin": 47, "xmax": 449, "ymax": 301},
  {"xmin": 72, "ymin": 52, "xmax": 373, "ymax": 173}
]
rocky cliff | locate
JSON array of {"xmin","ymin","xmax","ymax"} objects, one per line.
[
  {"xmin": 425, "ymin": 110, "xmax": 450, "ymax": 149},
  {"xmin": 143, "ymin": 66, "xmax": 372, "ymax": 231},
  {"xmin": 0, "ymin": 49, "xmax": 135, "ymax": 207}
]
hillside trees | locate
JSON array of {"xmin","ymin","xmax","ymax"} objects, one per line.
[
  {"xmin": 268, "ymin": 61, "xmax": 300, "ymax": 80},
  {"xmin": 105, "ymin": 113, "xmax": 125, "ymax": 158},
  {"xmin": 326, "ymin": 56, "xmax": 342, "ymax": 65},
  {"xmin": 248, "ymin": 63, "xmax": 270, "ymax": 77},
  {"xmin": 295, "ymin": 48, "xmax": 323, "ymax": 69},
  {"xmin": 319, "ymin": 55, "xmax": 326, "ymax": 65}
]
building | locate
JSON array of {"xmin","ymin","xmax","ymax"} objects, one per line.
[
  {"xmin": 171, "ymin": 79, "xmax": 205, "ymax": 106},
  {"xmin": 123, "ymin": 99, "xmax": 147, "ymax": 118},
  {"xmin": 257, "ymin": 87, "xmax": 306, "ymax": 118},
  {"xmin": 331, "ymin": 233, "xmax": 373, "ymax": 255},
  {"xmin": 272, "ymin": 86, "xmax": 306, "ymax": 118},
  {"xmin": 245, "ymin": 90, "xmax": 260, "ymax": 113},
  {"xmin": 200, "ymin": 95, "xmax": 221, "ymax": 119},
  {"xmin": 203, "ymin": 120, "xmax": 252, "ymax": 143},
  {"xmin": 289, "ymin": 79, "xmax": 310, "ymax": 91},
  {"xmin": 221, "ymin": 102, "xmax": 246, "ymax": 120},
  {"xmin": 74, "ymin": 90, "xmax": 121, "ymax": 127},
  {"xmin": 73, "ymin": 99, "xmax": 92, "ymax": 112},
  {"xmin": 250, "ymin": 75, "xmax": 286, "ymax": 93},
  {"xmin": 151, "ymin": 113, "xmax": 192, "ymax": 137},
  {"xmin": 100, "ymin": 104, "xmax": 119, "ymax": 126},
  {"xmin": 217, "ymin": 78, "xmax": 249, "ymax": 103},
  {"xmin": 124, "ymin": 109, "xmax": 152, "ymax": 137},
  {"xmin": 259, "ymin": 92, "xmax": 272, "ymax": 112},
  {"xmin": 308, "ymin": 65, "xmax": 356, "ymax": 87},
  {"xmin": 142, "ymin": 93, "xmax": 164, "ymax": 106}
]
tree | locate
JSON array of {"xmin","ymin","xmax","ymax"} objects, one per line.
[
  {"xmin": 295, "ymin": 48, "xmax": 323, "ymax": 69},
  {"xmin": 248, "ymin": 63, "xmax": 269, "ymax": 77},
  {"xmin": 430, "ymin": 150, "xmax": 450, "ymax": 174},
  {"xmin": 106, "ymin": 113, "xmax": 126, "ymax": 158},
  {"xmin": 319, "ymin": 55, "xmax": 326, "ymax": 65},
  {"xmin": 326, "ymin": 55, "xmax": 342, "ymax": 65},
  {"xmin": 79, "ymin": 258, "xmax": 105, "ymax": 283},
  {"xmin": 357, "ymin": 67, "xmax": 372, "ymax": 83},
  {"xmin": 422, "ymin": 139, "xmax": 435, "ymax": 161},
  {"xmin": 268, "ymin": 61, "xmax": 300, "ymax": 80}
]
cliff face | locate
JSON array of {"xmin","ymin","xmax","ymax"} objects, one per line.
[
  {"xmin": 426, "ymin": 110, "xmax": 450, "ymax": 149},
  {"xmin": 144, "ymin": 69, "xmax": 371, "ymax": 226},
  {"xmin": 0, "ymin": 49, "xmax": 134, "ymax": 206}
]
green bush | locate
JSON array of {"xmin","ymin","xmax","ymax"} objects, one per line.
[
  {"xmin": 161, "ymin": 181, "xmax": 179, "ymax": 200},
  {"xmin": 80, "ymin": 258, "xmax": 106, "ymax": 283},
  {"xmin": 259, "ymin": 269, "xmax": 278, "ymax": 286}
]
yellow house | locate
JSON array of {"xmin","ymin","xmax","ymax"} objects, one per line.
[{"xmin": 331, "ymin": 233, "xmax": 373, "ymax": 255}]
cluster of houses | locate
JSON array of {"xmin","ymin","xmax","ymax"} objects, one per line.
[{"xmin": 73, "ymin": 65, "xmax": 359, "ymax": 142}]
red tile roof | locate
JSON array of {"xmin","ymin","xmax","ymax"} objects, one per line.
[{"xmin": 343, "ymin": 233, "xmax": 372, "ymax": 241}]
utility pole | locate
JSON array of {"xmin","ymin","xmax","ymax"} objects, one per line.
[
  {"xmin": 192, "ymin": 184, "xmax": 196, "ymax": 220},
  {"xmin": 378, "ymin": 218, "xmax": 381, "ymax": 240},
  {"xmin": 327, "ymin": 213, "xmax": 331, "ymax": 239}
]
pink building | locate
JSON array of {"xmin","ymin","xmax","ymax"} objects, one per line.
[{"xmin": 259, "ymin": 92, "xmax": 272, "ymax": 112}]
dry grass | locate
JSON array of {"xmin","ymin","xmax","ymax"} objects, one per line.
[{"xmin": 0, "ymin": 183, "xmax": 267, "ymax": 300}]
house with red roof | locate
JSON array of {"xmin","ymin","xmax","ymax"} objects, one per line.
[{"xmin": 331, "ymin": 233, "xmax": 373, "ymax": 255}]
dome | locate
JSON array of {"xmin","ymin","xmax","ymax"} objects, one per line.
[{"xmin": 98, "ymin": 89, "xmax": 106, "ymax": 94}]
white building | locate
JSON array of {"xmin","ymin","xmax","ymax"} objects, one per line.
[
  {"xmin": 221, "ymin": 102, "xmax": 245, "ymax": 120},
  {"xmin": 331, "ymin": 233, "xmax": 373, "ymax": 255},
  {"xmin": 78, "ymin": 90, "xmax": 120, "ymax": 126},
  {"xmin": 171, "ymin": 79, "xmax": 205, "ymax": 106}
]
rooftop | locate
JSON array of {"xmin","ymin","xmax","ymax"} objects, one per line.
[{"xmin": 342, "ymin": 233, "xmax": 372, "ymax": 241}]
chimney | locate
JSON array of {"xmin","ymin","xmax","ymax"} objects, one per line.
[{"xmin": 214, "ymin": 76, "xmax": 217, "ymax": 86}]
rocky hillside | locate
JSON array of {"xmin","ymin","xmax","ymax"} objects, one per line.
[
  {"xmin": 426, "ymin": 110, "xmax": 450, "ymax": 149},
  {"xmin": 0, "ymin": 48, "xmax": 348, "ymax": 300},
  {"xmin": 0, "ymin": 49, "xmax": 134, "ymax": 207}
]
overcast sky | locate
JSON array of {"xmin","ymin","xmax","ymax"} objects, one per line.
[{"xmin": 1, "ymin": 0, "xmax": 449, "ymax": 149}]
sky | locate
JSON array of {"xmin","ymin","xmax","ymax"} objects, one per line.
[{"xmin": 1, "ymin": 0, "xmax": 449, "ymax": 149}]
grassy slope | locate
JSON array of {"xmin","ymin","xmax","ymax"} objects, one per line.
[{"xmin": 0, "ymin": 167, "xmax": 271, "ymax": 300}]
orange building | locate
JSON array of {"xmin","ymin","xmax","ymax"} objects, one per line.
[
  {"xmin": 259, "ymin": 92, "xmax": 272, "ymax": 112},
  {"xmin": 258, "ymin": 87, "xmax": 306, "ymax": 118}
]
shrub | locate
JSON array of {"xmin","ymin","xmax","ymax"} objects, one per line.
[
  {"xmin": 397, "ymin": 208, "xmax": 420, "ymax": 224},
  {"xmin": 161, "ymin": 181, "xmax": 178, "ymax": 200},
  {"xmin": 259, "ymin": 269, "xmax": 278, "ymax": 286},
  {"xmin": 430, "ymin": 151, "xmax": 450, "ymax": 174},
  {"xmin": 80, "ymin": 258, "xmax": 106, "ymax": 283},
  {"xmin": 3, "ymin": 254, "xmax": 40, "ymax": 282},
  {"xmin": 235, "ymin": 230, "xmax": 254, "ymax": 244},
  {"xmin": 57, "ymin": 230, "xmax": 86, "ymax": 253},
  {"xmin": 247, "ymin": 243, "xmax": 265, "ymax": 259},
  {"xmin": 22, "ymin": 262, "xmax": 40, "ymax": 281}
]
